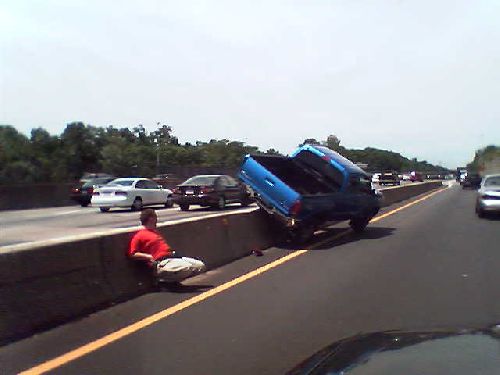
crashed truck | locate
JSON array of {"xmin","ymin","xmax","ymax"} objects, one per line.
[{"xmin": 238, "ymin": 144, "xmax": 382, "ymax": 242}]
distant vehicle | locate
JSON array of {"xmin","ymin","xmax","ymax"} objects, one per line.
[
  {"xmin": 79, "ymin": 172, "xmax": 114, "ymax": 184},
  {"xmin": 401, "ymin": 174, "xmax": 411, "ymax": 181},
  {"xmin": 151, "ymin": 174, "xmax": 179, "ymax": 188},
  {"xmin": 475, "ymin": 174, "xmax": 500, "ymax": 217},
  {"xmin": 410, "ymin": 171, "xmax": 424, "ymax": 182},
  {"xmin": 371, "ymin": 173, "xmax": 381, "ymax": 184},
  {"xmin": 378, "ymin": 172, "xmax": 400, "ymax": 185},
  {"xmin": 91, "ymin": 178, "xmax": 174, "ymax": 212},
  {"xmin": 288, "ymin": 325, "xmax": 500, "ymax": 375},
  {"xmin": 456, "ymin": 167, "xmax": 467, "ymax": 182},
  {"xmin": 70, "ymin": 176, "xmax": 116, "ymax": 207},
  {"xmin": 462, "ymin": 173, "xmax": 482, "ymax": 189},
  {"xmin": 238, "ymin": 144, "xmax": 381, "ymax": 242},
  {"xmin": 172, "ymin": 175, "xmax": 251, "ymax": 211}
]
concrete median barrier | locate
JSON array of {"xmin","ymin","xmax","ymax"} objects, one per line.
[
  {"xmin": 0, "ymin": 209, "xmax": 276, "ymax": 344},
  {"xmin": 0, "ymin": 182, "xmax": 443, "ymax": 344},
  {"xmin": 381, "ymin": 181, "xmax": 443, "ymax": 206}
]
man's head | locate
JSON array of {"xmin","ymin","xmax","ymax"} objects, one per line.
[{"xmin": 140, "ymin": 208, "xmax": 157, "ymax": 229}]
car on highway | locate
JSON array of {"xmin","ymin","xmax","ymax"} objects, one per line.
[
  {"xmin": 475, "ymin": 174, "xmax": 500, "ymax": 218},
  {"xmin": 70, "ymin": 176, "xmax": 116, "ymax": 207},
  {"xmin": 91, "ymin": 178, "xmax": 174, "ymax": 212},
  {"xmin": 462, "ymin": 172, "xmax": 482, "ymax": 189},
  {"xmin": 172, "ymin": 175, "xmax": 252, "ymax": 211},
  {"xmin": 378, "ymin": 172, "xmax": 401, "ymax": 185},
  {"xmin": 410, "ymin": 171, "xmax": 424, "ymax": 182}
]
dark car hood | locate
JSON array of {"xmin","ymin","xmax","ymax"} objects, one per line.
[{"xmin": 288, "ymin": 324, "xmax": 500, "ymax": 375}]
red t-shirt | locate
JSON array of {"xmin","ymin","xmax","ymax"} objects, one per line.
[{"xmin": 128, "ymin": 228, "xmax": 173, "ymax": 260}]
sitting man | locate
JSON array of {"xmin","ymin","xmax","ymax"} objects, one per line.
[{"xmin": 128, "ymin": 208, "xmax": 205, "ymax": 283}]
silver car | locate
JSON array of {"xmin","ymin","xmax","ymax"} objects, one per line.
[{"xmin": 475, "ymin": 174, "xmax": 500, "ymax": 217}]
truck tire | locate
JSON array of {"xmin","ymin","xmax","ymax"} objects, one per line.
[
  {"xmin": 289, "ymin": 226, "xmax": 315, "ymax": 245},
  {"xmin": 350, "ymin": 217, "xmax": 370, "ymax": 233}
]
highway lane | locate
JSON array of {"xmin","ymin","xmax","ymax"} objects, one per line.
[
  {"xmin": 0, "ymin": 203, "xmax": 256, "ymax": 247},
  {"xmin": 2, "ymin": 183, "xmax": 498, "ymax": 374}
]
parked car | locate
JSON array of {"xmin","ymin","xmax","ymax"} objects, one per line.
[
  {"xmin": 238, "ymin": 144, "xmax": 381, "ymax": 242},
  {"xmin": 378, "ymin": 172, "xmax": 401, "ymax": 185},
  {"xmin": 475, "ymin": 174, "xmax": 500, "ymax": 217},
  {"xmin": 462, "ymin": 173, "xmax": 482, "ymax": 189},
  {"xmin": 172, "ymin": 175, "xmax": 251, "ymax": 211},
  {"xmin": 70, "ymin": 176, "xmax": 116, "ymax": 207},
  {"xmin": 91, "ymin": 178, "xmax": 174, "ymax": 212}
]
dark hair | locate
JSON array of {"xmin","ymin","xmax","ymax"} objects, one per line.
[{"xmin": 140, "ymin": 208, "xmax": 156, "ymax": 225}]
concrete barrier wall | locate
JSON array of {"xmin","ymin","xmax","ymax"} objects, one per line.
[
  {"xmin": 0, "ymin": 210, "xmax": 277, "ymax": 344},
  {"xmin": 381, "ymin": 181, "xmax": 443, "ymax": 206},
  {"xmin": 0, "ymin": 182, "xmax": 442, "ymax": 344}
]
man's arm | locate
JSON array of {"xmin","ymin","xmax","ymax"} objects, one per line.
[{"xmin": 130, "ymin": 252, "xmax": 154, "ymax": 262}]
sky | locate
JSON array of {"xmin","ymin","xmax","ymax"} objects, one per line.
[{"xmin": 1, "ymin": 0, "xmax": 499, "ymax": 168}]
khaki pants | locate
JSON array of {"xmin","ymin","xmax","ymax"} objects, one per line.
[{"xmin": 154, "ymin": 257, "xmax": 205, "ymax": 282}]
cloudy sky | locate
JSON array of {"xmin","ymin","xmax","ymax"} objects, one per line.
[{"xmin": 1, "ymin": 0, "xmax": 499, "ymax": 167}]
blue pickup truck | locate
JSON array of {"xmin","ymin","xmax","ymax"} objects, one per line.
[{"xmin": 238, "ymin": 144, "xmax": 381, "ymax": 241}]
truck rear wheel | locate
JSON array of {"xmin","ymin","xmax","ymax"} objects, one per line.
[
  {"xmin": 350, "ymin": 217, "xmax": 370, "ymax": 233},
  {"xmin": 288, "ymin": 226, "xmax": 315, "ymax": 245}
]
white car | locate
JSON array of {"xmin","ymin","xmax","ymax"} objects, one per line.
[
  {"xmin": 476, "ymin": 174, "xmax": 500, "ymax": 217},
  {"xmin": 91, "ymin": 178, "xmax": 174, "ymax": 212}
]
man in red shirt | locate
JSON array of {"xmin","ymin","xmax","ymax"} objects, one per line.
[{"xmin": 129, "ymin": 209, "xmax": 205, "ymax": 283}]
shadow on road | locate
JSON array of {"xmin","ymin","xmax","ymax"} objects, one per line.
[
  {"xmin": 154, "ymin": 283, "xmax": 214, "ymax": 294},
  {"xmin": 312, "ymin": 226, "xmax": 396, "ymax": 250},
  {"xmin": 277, "ymin": 226, "xmax": 396, "ymax": 251},
  {"xmin": 479, "ymin": 212, "xmax": 500, "ymax": 221}
]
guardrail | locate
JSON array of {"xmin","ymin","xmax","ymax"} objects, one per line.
[{"xmin": 0, "ymin": 181, "xmax": 443, "ymax": 344}]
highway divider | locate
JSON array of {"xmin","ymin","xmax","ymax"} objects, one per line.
[{"xmin": 0, "ymin": 181, "xmax": 443, "ymax": 344}]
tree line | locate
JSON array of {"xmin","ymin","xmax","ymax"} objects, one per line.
[
  {"xmin": 0, "ymin": 122, "xmax": 449, "ymax": 185},
  {"xmin": 467, "ymin": 145, "xmax": 500, "ymax": 173}
]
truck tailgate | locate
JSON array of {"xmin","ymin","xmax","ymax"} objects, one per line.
[{"xmin": 238, "ymin": 155, "xmax": 300, "ymax": 216}]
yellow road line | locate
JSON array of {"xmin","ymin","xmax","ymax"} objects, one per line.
[
  {"xmin": 20, "ymin": 186, "xmax": 447, "ymax": 374},
  {"xmin": 370, "ymin": 187, "xmax": 445, "ymax": 223}
]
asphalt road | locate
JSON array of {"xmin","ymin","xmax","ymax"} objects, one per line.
[
  {"xmin": 0, "ymin": 203, "xmax": 256, "ymax": 247},
  {"xmin": 1, "ymin": 184, "xmax": 499, "ymax": 374}
]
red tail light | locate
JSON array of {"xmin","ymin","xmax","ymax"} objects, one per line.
[
  {"xmin": 72, "ymin": 188, "xmax": 80, "ymax": 193},
  {"xmin": 200, "ymin": 186, "xmax": 215, "ymax": 194},
  {"xmin": 289, "ymin": 200, "xmax": 302, "ymax": 216},
  {"xmin": 115, "ymin": 191, "xmax": 127, "ymax": 196},
  {"xmin": 92, "ymin": 191, "xmax": 100, "ymax": 196},
  {"xmin": 173, "ymin": 187, "xmax": 181, "ymax": 194}
]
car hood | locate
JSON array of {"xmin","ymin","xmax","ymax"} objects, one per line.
[{"xmin": 288, "ymin": 324, "xmax": 500, "ymax": 375}]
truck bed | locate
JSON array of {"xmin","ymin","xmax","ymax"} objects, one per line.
[{"xmin": 251, "ymin": 155, "xmax": 334, "ymax": 196}]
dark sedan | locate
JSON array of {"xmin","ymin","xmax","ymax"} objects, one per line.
[
  {"xmin": 462, "ymin": 173, "xmax": 482, "ymax": 189},
  {"xmin": 172, "ymin": 175, "xmax": 251, "ymax": 211},
  {"xmin": 70, "ymin": 177, "xmax": 115, "ymax": 206}
]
